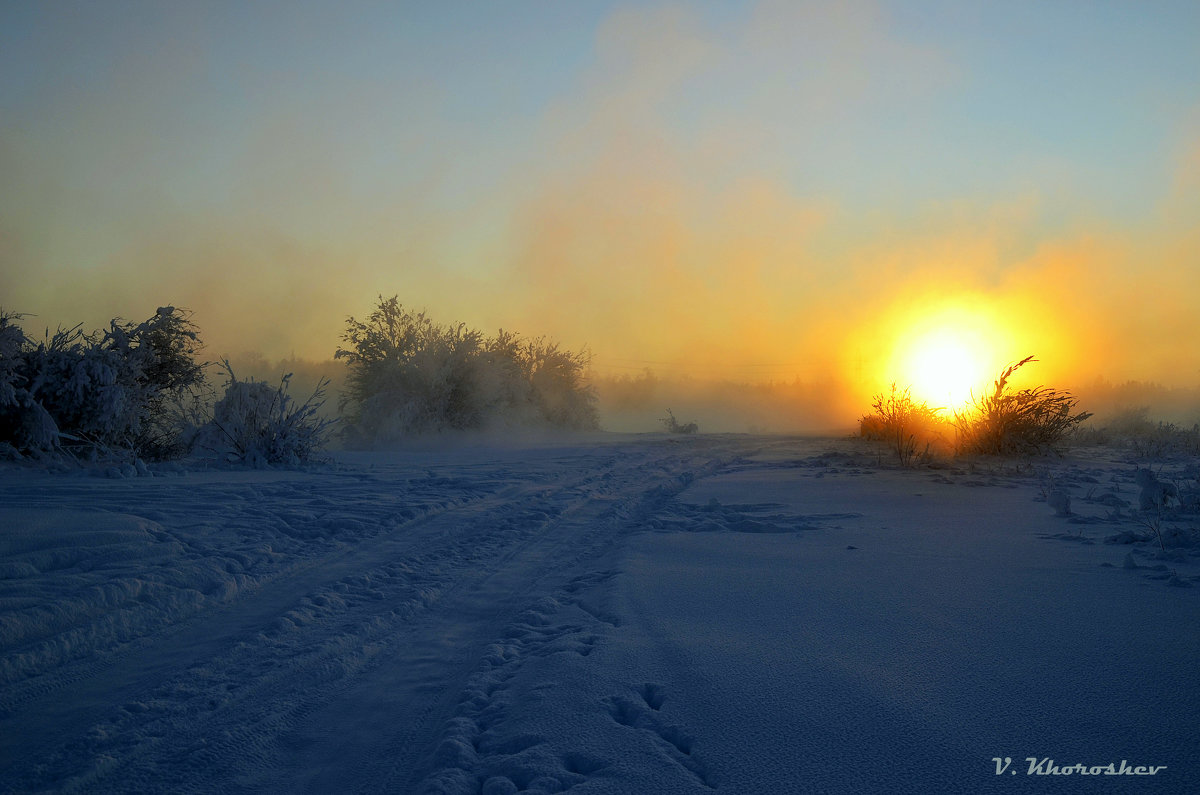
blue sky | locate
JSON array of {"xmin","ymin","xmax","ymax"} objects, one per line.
[{"xmin": 2, "ymin": 1, "xmax": 1198, "ymax": 390}]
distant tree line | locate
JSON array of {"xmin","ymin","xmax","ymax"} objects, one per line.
[{"xmin": 335, "ymin": 296, "xmax": 598, "ymax": 445}]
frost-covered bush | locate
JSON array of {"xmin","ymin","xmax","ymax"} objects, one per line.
[
  {"xmin": 20, "ymin": 323, "xmax": 133, "ymax": 447},
  {"xmin": 1134, "ymin": 468, "xmax": 1178, "ymax": 512},
  {"xmin": 336, "ymin": 296, "xmax": 598, "ymax": 444},
  {"xmin": 1065, "ymin": 406, "xmax": 1200, "ymax": 461},
  {"xmin": 198, "ymin": 362, "xmax": 335, "ymax": 466},
  {"xmin": 0, "ymin": 307, "xmax": 206, "ymax": 458},
  {"xmin": 0, "ymin": 311, "xmax": 25, "ymax": 408},
  {"xmin": 660, "ymin": 408, "xmax": 698, "ymax": 434},
  {"xmin": 860, "ymin": 384, "xmax": 947, "ymax": 464},
  {"xmin": 952, "ymin": 357, "xmax": 1092, "ymax": 456},
  {"xmin": 0, "ymin": 311, "xmax": 60, "ymax": 452},
  {"xmin": 1117, "ymin": 413, "xmax": 1200, "ymax": 460}
]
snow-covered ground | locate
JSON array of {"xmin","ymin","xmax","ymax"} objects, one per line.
[{"xmin": 2, "ymin": 435, "xmax": 1197, "ymax": 793}]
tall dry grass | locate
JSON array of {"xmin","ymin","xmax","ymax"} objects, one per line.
[
  {"xmin": 859, "ymin": 384, "xmax": 948, "ymax": 464},
  {"xmin": 951, "ymin": 357, "xmax": 1092, "ymax": 456},
  {"xmin": 860, "ymin": 357, "xmax": 1092, "ymax": 462}
]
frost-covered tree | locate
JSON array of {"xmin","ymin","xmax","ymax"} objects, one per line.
[
  {"xmin": 108, "ymin": 307, "xmax": 207, "ymax": 458},
  {"xmin": 525, "ymin": 338, "xmax": 598, "ymax": 430}
]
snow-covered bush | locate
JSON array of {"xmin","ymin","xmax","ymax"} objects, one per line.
[
  {"xmin": 952, "ymin": 357, "xmax": 1092, "ymax": 456},
  {"xmin": 660, "ymin": 408, "xmax": 698, "ymax": 434},
  {"xmin": 118, "ymin": 307, "xmax": 207, "ymax": 458},
  {"xmin": 0, "ymin": 311, "xmax": 60, "ymax": 453},
  {"xmin": 199, "ymin": 362, "xmax": 335, "ymax": 466},
  {"xmin": 1074, "ymin": 407, "xmax": 1200, "ymax": 459},
  {"xmin": 1134, "ymin": 468, "xmax": 1178, "ymax": 512},
  {"xmin": 1123, "ymin": 419, "xmax": 1200, "ymax": 460},
  {"xmin": 860, "ymin": 384, "xmax": 946, "ymax": 464},
  {"xmin": 336, "ymin": 297, "xmax": 598, "ymax": 444},
  {"xmin": 0, "ymin": 307, "xmax": 206, "ymax": 459},
  {"xmin": 20, "ymin": 323, "xmax": 134, "ymax": 448},
  {"xmin": 0, "ymin": 311, "xmax": 25, "ymax": 408}
]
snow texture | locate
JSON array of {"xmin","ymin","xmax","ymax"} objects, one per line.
[{"xmin": 1, "ymin": 435, "xmax": 1197, "ymax": 793}]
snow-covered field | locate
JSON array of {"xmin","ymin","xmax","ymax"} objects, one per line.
[{"xmin": 2, "ymin": 434, "xmax": 1197, "ymax": 793}]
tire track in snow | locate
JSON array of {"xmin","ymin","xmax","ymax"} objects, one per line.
[
  {"xmin": 415, "ymin": 445, "xmax": 885, "ymax": 794},
  {"xmin": 410, "ymin": 451, "xmax": 746, "ymax": 794},
  {"xmin": 0, "ymin": 439, "xmax": 741, "ymax": 793},
  {"xmin": 0, "ymin": 471, "xmax": 490, "ymax": 721},
  {"xmin": 257, "ymin": 440, "xmax": 737, "ymax": 795},
  {"xmin": 0, "ymin": 458, "xmax": 579, "ymax": 791},
  {"xmin": 0, "ymin": 469, "xmax": 489, "ymax": 702}
]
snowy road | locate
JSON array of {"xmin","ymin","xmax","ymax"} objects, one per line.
[{"xmin": 2, "ymin": 435, "xmax": 1198, "ymax": 793}]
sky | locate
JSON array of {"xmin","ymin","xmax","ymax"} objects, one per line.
[{"xmin": 2, "ymin": 0, "xmax": 1199, "ymax": 409}]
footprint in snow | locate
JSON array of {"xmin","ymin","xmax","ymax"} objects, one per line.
[{"xmin": 602, "ymin": 684, "xmax": 712, "ymax": 788}]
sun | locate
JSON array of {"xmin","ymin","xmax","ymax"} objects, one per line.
[
  {"xmin": 901, "ymin": 332, "xmax": 986, "ymax": 409},
  {"xmin": 889, "ymin": 308, "xmax": 1002, "ymax": 411}
]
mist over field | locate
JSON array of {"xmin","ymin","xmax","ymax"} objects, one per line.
[
  {"xmin": 3, "ymin": 0, "xmax": 1199, "ymax": 428},
  {"xmin": 219, "ymin": 349, "xmax": 1200, "ymax": 440}
]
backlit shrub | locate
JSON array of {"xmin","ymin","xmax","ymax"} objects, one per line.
[
  {"xmin": 952, "ymin": 357, "xmax": 1092, "ymax": 456},
  {"xmin": 859, "ymin": 384, "xmax": 947, "ymax": 464},
  {"xmin": 335, "ymin": 296, "xmax": 598, "ymax": 444},
  {"xmin": 197, "ymin": 362, "xmax": 335, "ymax": 466}
]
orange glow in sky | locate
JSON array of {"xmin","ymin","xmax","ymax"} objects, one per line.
[{"xmin": 3, "ymin": 1, "xmax": 1200, "ymax": 419}]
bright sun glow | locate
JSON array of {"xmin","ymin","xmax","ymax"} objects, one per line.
[
  {"xmin": 888, "ymin": 306, "xmax": 1005, "ymax": 411},
  {"xmin": 902, "ymin": 333, "xmax": 987, "ymax": 409}
]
